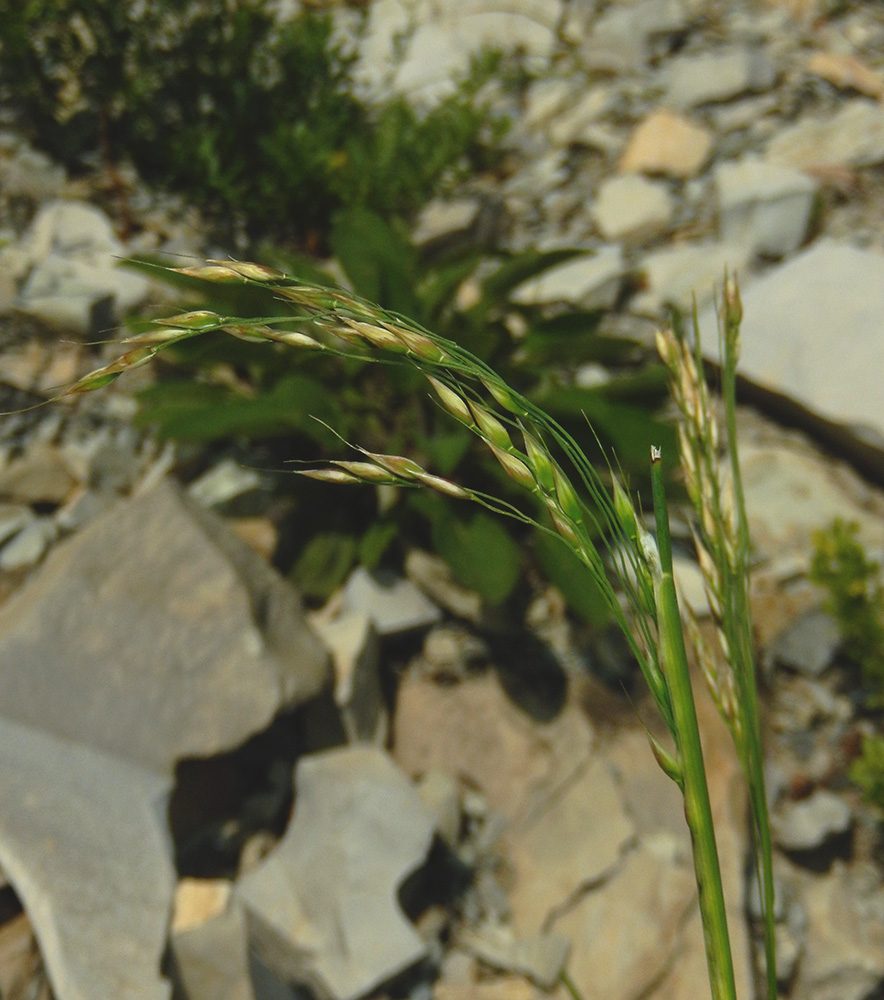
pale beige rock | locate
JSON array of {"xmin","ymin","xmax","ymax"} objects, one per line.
[
  {"xmin": 172, "ymin": 879, "xmax": 231, "ymax": 932},
  {"xmin": 393, "ymin": 671, "xmax": 593, "ymax": 822},
  {"xmin": 435, "ymin": 975, "xmax": 535, "ymax": 1000},
  {"xmin": 505, "ymin": 755, "xmax": 634, "ymax": 934},
  {"xmin": 807, "ymin": 51, "xmax": 884, "ymax": 99},
  {"xmin": 0, "ymin": 445, "xmax": 79, "ymax": 505},
  {"xmin": 553, "ymin": 839, "xmax": 697, "ymax": 1000},
  {"xmin": 791, "ymin": 861, "xmax": 884, "ymax": 1000},
  {"xmin": 619, "ymin": 110, "xmax": 713, "ymax": 178}
]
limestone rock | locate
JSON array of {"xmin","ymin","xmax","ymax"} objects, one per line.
[
  {"xmin": 236, "ymin": 746, "xmax": 436, "ymax": 1000},
  {"xmin": 504, "ymin": 755, "xmax": 634, "ymax": 933},
  {"xmin": 634, "ymin": 241, "xmax": 750, "ymax": 313},
  {"xmin": 705, "ymin": 241, "xmax": 884, "ymax": 444},
  {"xmin": 14, "ymin": 200, "xmax": 151, "ymax": 333},
  {"xmin": 592, "ymin": 174, "xmax": 674, "ymax": 243},
  {"xmin": 774, "ymin": 790, "xmax": 853, "ymax": 853},
  {"xmin": 806, "ymin": 51, "xmax": 884, "ymax": 99},
  {"xmin": 766, "ymin": 99, "xmax": 884, "ymax": 171},
  {"xmin": 663, "ymin": 46, "xmax": 777, "ymax": 109},
  {"xmin": 340, "ymin": 565, "xmax": 442, "ymax": 636},
  {"xmin": 393, "ymin": 671, "xmax": 593, "ymax": 822},
  {"xmin": 715, "ymin": 156, "xmax": 817, "ymax": 257},
  {"xmin": 0, "ymin": 479, "xmax": 330, "ymax": 774},
  {"xmin": 619, "ymin": 109, "xmax": 713, "ymax": 178},
  {"xmin": 510, "ymin": 248, "xmax": 625, "ymax": 309},
  {"xmin": 552, "ymin": 839, "xmax": 697, "ymax": 1000},
  {"xmin": 0, "ymin": 719, "xmax": 175, "ymax": 1000}
]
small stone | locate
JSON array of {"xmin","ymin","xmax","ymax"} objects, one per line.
[
  {"xmin": 416, "ymin": 770, "xmax": 461, "ymax": 847},
  {"xmin": 187, "ymin": 458, "xmax": 263, "ymax": 508},
  {"xmin": 592, "ymin": 174, "xmax": 674, "ymax": 243},
  {"xmin": 663, "ymin": 46, "xmax": 777, "ymax": 108},
  {"xmin": 460, "ymin": 924, "xmax": 570, "ymax": 990},
  {"xmin": 236, "ymin": 746, "xmax": 436, "ymax": 1000},
  {"xmin": 505, "ymin": 755, "xmax": 634, "ymax": 933},
  {"xmin": 547, "ymin": 87, "xmax": 615, "ymax": 146},
  {"xmin": 774, "ymin": 790, "xmax": 852, "ymax": 853},
  {"xmin": 172, "ymin": 903, "xmax": 273, "ymax": 1000},
  {"xmin": 582, "ymin": 0, "xmax": 689, "ymax": 73},
  {"xmin": 405, "ymin": 549, "xmax": 484, "ymax": 623},
  {"xmin": 412, "ymin": 198, "xmax": 482, "ymax": 246},
  {"xmin": 340, "ymin": 565, "xmax": 442, "ymax": 636},
  {"xmin": 15, "ymin": 200, "xmax": 151, "ymax": 333},
  {"xmin": 552, "ymin": 840, "xmax": 697, "ymax": 1000},
  {"xmin": 766, "ymin": 99, "xmax": 884, "ymax": 170},
  {"xmin": 172, "ymin": 879, "xmax": 232, "ymax": 933},
  {"xmin": 0, "ymin": 445, "xmax": 78, "ymax": 505},
  {"xmin": 510, "ymin": 247, "xmax": 625, "ymax": 309},
  {"xmin": 633, "ymin": 241, "xmax": 750, "ymax": 313},
  {"xmin": 0, "ymin": 503, "xmax": 34, "ymax": 547},
  {"xmin": 768, "ymin": 609, "xmax": 841, "ymax": 677},
  {"xmin": 806, "ymin": 51, "xmax": 884, "ymax": 99},
  {"xmin": 0, "ymin": 140, "xmax": 65, "ymax": 201},
  {"xmin": 0, "ymin": 516, "xmax": 56, "ymax": 571},
  {"xmin": 309, "ymin": 609, "xmax": 386, "ymax": 743},
  {"xmin": 619, "ymin": 109, "xmax": 714, "ymax": 178},
  {"xmin": 715, "ymin": 155, "xmax": 817, "ymax": 257}
]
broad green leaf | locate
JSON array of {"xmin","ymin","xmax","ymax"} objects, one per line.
[
  {"xmin": 292, "ymin": 531, "xmax": 358, "ymax": 600},
  {"xmin": 358, "ymin": 520, "xmax": 399, "ymax": 570},
  {"xmin": 432, "ymin": 511, "xmax": 521, "ymax": 606},
  {"xmin": 331, "ymin": 207, "xmax": 419, "ymax": 316},
  {"xmin": 533, "ymin": 529, "xmax": 611, "ymax": 628}
]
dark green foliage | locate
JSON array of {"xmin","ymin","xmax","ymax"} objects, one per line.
[
  {"xmin": 849, "ymin": 734, "xmax": 884, "ymax": 812},
  {"xmin": 810, "ymin": 519, "xmax": 884, "ymax": 691},
  {"xmin": 0, "ymin": 0, "xmax": 496, "ymax": 242},
  {"xmin": 127, "ymin": 213, "xmax": 669, "ymax": 610}
]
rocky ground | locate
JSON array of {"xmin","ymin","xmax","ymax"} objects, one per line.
[{"xmin": 3, "ymin": 0, "xmax": 884, "ymax": 999}]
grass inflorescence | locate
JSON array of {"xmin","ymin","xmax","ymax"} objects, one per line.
[{"xmin": 49, "ymin": 258, "xmax": 774, "ymax": 1000}]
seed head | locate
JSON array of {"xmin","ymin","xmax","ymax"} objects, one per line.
[
  {"xmin": 300, "ymin": 468, "xmax": 360, "ymax": 485},
  {"xmin": 206, "ymin": 260, "xmax": 286, "ymax": 282},
  {"xmin": 427, "ymin": 376, "xmax": 472, "ymax": 424},
  {"xmin": 487, "ymin": 441, "xmax": 536, "ymax": 491},
  {"xmin": 332, "ymin": 461, "xmax": 399, "ymax": 484},
  {"xmin": 415, "ymin": 472, "xmax": 470, "ymax": 499},
  {"xmin": 522, "ymin": 428, "xmax": 556, "ymax": 494},
  {"xmin": 469, "ymin": 401, "xmax": 512, "ymax": 451}
]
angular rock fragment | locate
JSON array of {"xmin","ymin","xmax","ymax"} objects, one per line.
[
  {"xmin": 0, "ymin": 719, "xmax": 175, "ymax": 1000},
  {"xmin": 0, "ymin": 479, "xmax": 330, "ymax": 774},
  {"xmin": 237, "ymin": 746, "xmax": 436, "ymax": 1000}
]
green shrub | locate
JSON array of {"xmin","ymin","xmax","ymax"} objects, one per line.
[
  {"xmin": 0, "ymin": 0, "xmax": 497, "ymax": 243},
  {"xmin": 810, "ymin": 518, "xmax": 884, "ymax": 692}
]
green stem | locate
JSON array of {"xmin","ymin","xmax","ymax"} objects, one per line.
[
  {"xmin": 651, "ymin": 448, "xmax": 737, "ymax": 1000},
  {"xmin": 721, "ymin": 306, "xmax": 777, "ymax": 1000}
]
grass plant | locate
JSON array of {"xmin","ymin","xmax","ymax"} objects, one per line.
[{"xmin": 43, "ymin": 260, "xmax": 774, "ymax": 1000}]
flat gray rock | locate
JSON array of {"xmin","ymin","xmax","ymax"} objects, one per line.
[
  {"xmin": 13, "ymin": 200, "xmax": 151, "ymax": 333},
  {"xmin": 341, "ymin": 566, "xmax": 441, "ymax": 636},
  {"xmin": 354, "ymin": 0, "xmax": 561, "ymax": 105},
  {"xmin": 766, "ymin": 99, "xmax": 884, "ymax": 170},
  {"xmin": 774, "ymin": 790, "xmax": 852, "ymax": 853},
  {"xmin": 701, "ymin": 240, "xmax": 884, "ymax": 443},
  {"xmin": 715, "ymin": 155, "xmax": 817, "ymax": 257},
  {"xmin": 663, "ymin": 46, "xmax": 776, "ymax": 108},
  {"xmin": 0, "ymin": 719, "xmax": 174, "ymax": 1000},
  {"xmin": 768, "ymin": 608, "xmax": 841, "ymax": 677},
  {"xmin": 237, "ymin": 746, "xmax": 436, "ymax": 1000},
  {"xmin": 592, "ymin": 174, "xmax": 674, "ymax": 243},
  {"xmin": 0, "ymin": 479, "xmax": 330, "ymax": 774},
  {"xmin": 510, "ymin": 247, "xmax": 625, "ymax": 309}
]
